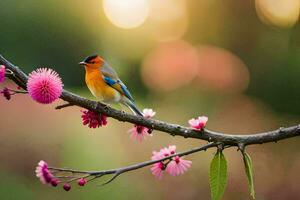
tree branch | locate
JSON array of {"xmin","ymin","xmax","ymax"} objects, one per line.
[
  {"xmin": 1, "ymin": 54, "xmax": 299, "ymax": 146},
  {"xmin": 48, "ymin": 142, "xmax": 218, "ymax": 185}
]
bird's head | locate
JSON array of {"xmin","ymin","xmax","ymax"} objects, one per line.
[{"xmin": 79, "ymin": 55, "xmax": 104, "ymax": 69}]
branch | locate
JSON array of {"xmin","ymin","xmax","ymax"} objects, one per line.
[
  {"xmin": 1, "ymin": 54, "xmax": 300, "ymax": 146},
  {"xmin": 48, "ymin": 142, "xmax": 218, "ymax": 185}
]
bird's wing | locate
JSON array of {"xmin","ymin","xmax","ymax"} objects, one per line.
[
  {"xmin": 103, "ymin": 76, "xmax": 134, "ymax": 102},
  {"xmin": 101, "ymin": 62, "xmax": 119, "ymax": 79}
]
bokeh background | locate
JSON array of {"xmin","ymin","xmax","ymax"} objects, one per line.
[{"xmin": 1, "ymin": 0, "xmax": 300, "ymax": 199}]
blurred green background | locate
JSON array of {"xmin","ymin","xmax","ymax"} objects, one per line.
[{"xmin": 1, "ymin": 0, "xmax": 300, "ymax": 199}]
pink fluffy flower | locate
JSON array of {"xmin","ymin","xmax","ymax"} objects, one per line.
[
  {"xmin": 27, "ymin": 68, "xmax": 63, "ymax": 104},
  {"xmin": 166, "ymin": 156, "xmax": 192, "ymax": 176},
  {"xmin": 129, "ymin": 108, "xmax": 156, "ymax": 142},
  {"xmin": 0, "ymin": 65, "xmax": 5, "ymax": 83},
  {"xmin": 35, "ymin": 160, "xmax": 54, "ymax": 184},
  {"xmin": 188, "ymin": 116, "xmax": 208, "ymax": 130},
  {"xmin": 81, "ymin": 110, "xmax": 107, "ymax": 128}
]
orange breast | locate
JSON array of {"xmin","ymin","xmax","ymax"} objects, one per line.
[{"xmin": 85, "ymin": 67, "xmax": 120, "ymax": 103}]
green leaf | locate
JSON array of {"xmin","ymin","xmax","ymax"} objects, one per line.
[
  {"xmin": 209, "ymin": 151, "xmax": 228, "ymax": 200},
  {"xmin": 243, "ymin": 152, "xmax": 256, "ymax": 199}
]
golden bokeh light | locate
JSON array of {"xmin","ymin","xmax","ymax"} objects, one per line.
[
  {"xmin": 196, "ymin": 45, "xmax": 250, "ymax": 93},
  {"xmin": 103, "ymin": 0, "xmax": 149, "ymax": 29},
  {"xmin": 148, "ymin": 0, "xmax": 188, "ymax": 41},
  {"xmin": 149, "ymin": 0, "xmax": 187, "ymax": 22},
  {"xmin": 142, "ymin": 41, "xmax": 198, "ymax": 91},
  {"xmin": 255, "ymin": 0, "xmax": 300, "ymax": 28}
]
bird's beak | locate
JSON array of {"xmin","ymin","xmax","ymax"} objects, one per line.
[{"xmin": 78, "ymin": 61, "xmax": 87, "ymax": 66}]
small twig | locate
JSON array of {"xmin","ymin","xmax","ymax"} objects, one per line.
[
  {"xmin": 48, "ymin": 142, "xmax": 218, "ymax": 185},
  {"xmin": 55, "ymin": 103, "xmax": 74, "ymax": 110},
  {"xmin": 8, "ymin": 89, "xmax": 27, "ymax": 94}
]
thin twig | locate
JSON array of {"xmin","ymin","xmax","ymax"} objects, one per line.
[
  {"xmin": 48, "ymin": 142, "xmax": 218, "ymax": 185},
  {"xmin": 55, "ymin": 103, "xmax": 74, "ymax": 110}
]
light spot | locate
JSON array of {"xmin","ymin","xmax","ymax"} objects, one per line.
[{"xmin": 103, "ymin": 0, "xmax": 149, "ymax": 29}]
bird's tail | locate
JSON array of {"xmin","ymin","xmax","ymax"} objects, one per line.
[{"xmin": 124, "ymin": 100, "xmax": 143, "ymax": 116}]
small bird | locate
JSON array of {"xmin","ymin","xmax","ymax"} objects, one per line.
[{"xmin": 79, "ymin": 55, "xmax": 143, "ymax": 116}]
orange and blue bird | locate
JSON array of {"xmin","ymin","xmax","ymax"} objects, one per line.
[{"xmin": 79, "ymin": 55, "xmax": 143, "ymax": 116}]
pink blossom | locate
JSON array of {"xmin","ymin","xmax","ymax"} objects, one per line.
[
  {"xmin": 150, "ymin": 162, "xmax": 165, "ymax": 179},
  {"xmin": 35, "ymin": 160, "xmax": 54, "ymax": 184},
  {"xmin": 27, "ymin": 68, "xmax": 63, "ymax": 104},
  {"xmin": 81, "ymin": 110, "xmax": 107, "ymax": 128},
  {"xmin": 129, "ymin": 108, "xmax": 156, "ymax": 142},
  {"xmin": 129, "ymin": 125, "xmax": 150, "ymax": 142},
  {"xmin": 150, "ymin": 145, "xmax": 176, "ymax": 179},
  {"xmin": 0, "ymin": 65, "xmax": 5, "ymax": 83},
  {"xmin": 150, "ymin": 145, "xmax": 192, "ymax": 179},
  {"xmin": 166, "ymin": 156, "xmax": 192, "ymax": 176},
  {"xmin": 151, "ymin": 150, "xmax": 164, "ymax": 161},
  {"xmin": 142, "ymin": 108, "xmax": 156, "ymax": 118},
  {"xmin": 188, "ymin": 116, "xmax": 208, "ymax": 130},
  {"xmin": 150, "ymin": 147, "xmax": 174, "ymax": 179},
  {"xmin": 151, "ymin": 145, "xmax": 176, "ymax": 160},
  {"xmin": 35, "ymin": 160, "xmax": 91, "ymax": 190}
]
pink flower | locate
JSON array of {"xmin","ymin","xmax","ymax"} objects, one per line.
[
  {"xmin": 27, "ymin": 68, "xmax": 63, "ymax": 104},
  {"xmin": 0, "ymin": 65, "xmax": 5, "ymax": 83},
  {"xmin": 188, "ymin": 116, "xmax": 208, "ymax": 130},
  {"xmin": 35, "ymin": 160, "xmax": 90, "ymax": 190},
  {"xmin": 150, "ymin": 145, "xmax": 192, "ymax": 179},
  {"xmin": 151, "ymin": 145, "xmax": 176, "ymax": 160},
  {"xmin": 150, "ymin": 162, "xmax": 165, "ymax": 179},
  {"xmin": 35, "ymin": 160, "xmax": 54, "ymax": 184},
  {"xmin": 129, "ymin": 108, "xmax": 156, "ymax": 142},
  {"xmin": 166, "ymin": 156, "xmax": 192, "ymax": 176},
  {"xmin": 142, "ymin": 108, "xmax": 156, "ymax": 118},
  {"xmin": 81, "ymin": 110, "xmax": 107, "ymax": 128},
  {"xmin": 150, "ymin": 146, "xmax": 173, "ymax": 179},
  {"xmin": 129, "ymin": 125, "xmax": 150, "ymax": 142}
]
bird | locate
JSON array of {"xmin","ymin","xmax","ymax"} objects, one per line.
[{"xmin": 79, "ymin": 54, "xmax": 143, "ymax": 116}]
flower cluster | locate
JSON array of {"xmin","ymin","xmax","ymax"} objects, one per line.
[
  {"xmin": 81, "ymin": 110, "xmax": 108, "ymax": 128},
  {"xmin": 188, "ymin": 116, "xmax": 208, "ymax": 130},
  {"xmin": 35, "ymin": 160, "xmax": 88, "ymax": 191},
  {"xmin": 27, "ymin": 68, "xmax": 63, "ymax": 104},
  {"xmin": 150, "ymin": 145, "xmax": 192, "ymax": 179},
  {"xmin": 128, "ymin": 108, "xmax": 156, "ymax": 142},
  {"xmin": 0, "ymin": 65, "xmax": 6, "ymax": 83}
]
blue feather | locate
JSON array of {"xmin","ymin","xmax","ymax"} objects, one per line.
[
  {"xmin": 103, "ymin": 76, "xmax": 117, "ymax": 86},
  {"xmin": 103, "ymin": 76, "xmax": 134, "ymax": 101}
]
